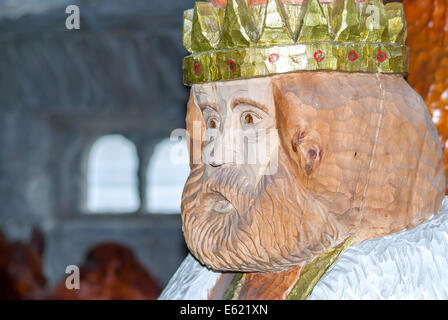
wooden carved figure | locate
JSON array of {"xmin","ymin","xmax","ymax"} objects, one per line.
[{"xmin": 160, "ymin": 0, "xmax": 448, "ymax": 300}]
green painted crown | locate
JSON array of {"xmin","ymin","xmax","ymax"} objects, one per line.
[{"xmin": 182, "ymin": 0, "xmax": 409, "ymax": 85}]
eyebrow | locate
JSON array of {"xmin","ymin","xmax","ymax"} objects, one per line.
[
  {"xmin": 199, "ymin": 103, "xmax": 218, "ymax": 112},
  {"xmin": 231, "ymin": 98, "xmax": 270, "ymax": 114}
]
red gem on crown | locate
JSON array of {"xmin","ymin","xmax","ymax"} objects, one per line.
[
  {"xmin": 314, "ymin": 50, "xmax": 325, "ymax": 63},
  {"xmin": 227, "ymin": 59, "xmax": 236, "ymax": 72},
  {"xmin": 377, "ymin": 51, "xmax": 387, "ymax": 63},
  {"xmin": 348, "ymin": 50, "xmax": 358, "ymax": 62},
  {"xmin": 269, "ymin": 53, "xmax": 279, "ymax": 64},
  {"xmin": 194, "ymin": 62, "xmax": 201, "ymax": 76}
]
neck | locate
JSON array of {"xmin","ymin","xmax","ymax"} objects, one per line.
[{"xmin": 209, "ymin": 236, "xmax": 353, "ymax": 300}]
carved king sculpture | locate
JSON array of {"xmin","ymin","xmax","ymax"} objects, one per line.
[{"xmin": 160, "ymin": 0, "xmax": 448, "ymax": 300}]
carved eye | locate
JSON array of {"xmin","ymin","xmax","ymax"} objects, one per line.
[
  {"xmin": 241, "ymin": 112, "xmax": 260, "ymax": 127},
  {"xmin": 207, "ymin": 117, "xmax": 219, "ymax": 129}
]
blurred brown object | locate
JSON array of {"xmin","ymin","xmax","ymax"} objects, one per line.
[
  {"xmin": 0, "ymin": 229, "xmax": 46, "ymax": 300},
  {"xmin": 49, "ymin": 243, "xmax": 161, "ymax": 300},
  {"xmin": 404, "ymin": 0, "xmax": 448, "ymax": 193}
]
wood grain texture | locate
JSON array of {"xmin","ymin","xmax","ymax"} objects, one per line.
[
  {"xmin": 208, "ymin": 273, "xmax": 236, "ymax": 300},
  {"xmin": 235, "ymin": 265, "xmax": 302, "ymax": 300},
  {"xmin": 272, "ymin": 72, "xmax": 445, "ymax": 243}
]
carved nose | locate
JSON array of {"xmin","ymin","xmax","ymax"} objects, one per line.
[
  {"xmin": 208, "ymin": 148, "xmax": 227, "ymax": 167},
  {"xmin": 209, "ymin": 149, "xmax": 222, "ymax": 167},
  {"xmin": 206, "ymin": 129, "xmax": 235, "ymax": 167}
]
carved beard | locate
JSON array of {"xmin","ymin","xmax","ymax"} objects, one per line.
[{"xmin": 181, "ymin": 147, "xmax": 342, "ymax": 273}]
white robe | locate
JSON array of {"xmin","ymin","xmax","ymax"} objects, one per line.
[{"xmin": 159, "ymin": 197, "xmax": 448, "ymax": 300}]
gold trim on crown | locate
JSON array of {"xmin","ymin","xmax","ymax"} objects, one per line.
[{"xmin": 182, "ymin": 0, "xmax": 409, "ymax": 85}]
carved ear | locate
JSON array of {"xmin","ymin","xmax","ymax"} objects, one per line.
[
  {"xmin": 272, "ymin": 78, "xmax": 323, "ymax": 176},
  {"xmin": 291, "ymin": 129, "xmax": 322, "ymax": 176},
  {"xmin": 186, "ymin": 89, "xmax": 205, "ymax": 168}
]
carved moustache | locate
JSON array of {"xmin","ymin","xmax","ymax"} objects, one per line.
[{"xmin": 200, "ymin": 165, "xmax": 265, "ymax": 218}]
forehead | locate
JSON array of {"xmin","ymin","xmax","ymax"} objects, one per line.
[{"xmin": 192, "ymin": 77, "xmax": 273, "ymax": 104}]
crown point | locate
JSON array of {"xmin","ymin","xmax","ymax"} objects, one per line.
[
  {"xmin": 218, "ymin": 0, "xmax": 258, "ymax": 49},
  {"xmin": 182, "ymin": 9, "xmax": 194, "ymax": 53},
  {"xmin": 296, "ymin": 0, "xmax": 331, "ymax": 42},
  {"xmin": 283, "ymin": 1, "xmax": 303, "ymax": 39},
  {"xmin": 191, "ymin": 2, "xmax": 225, "ymax": 53},
  {"xmin": 384, "ymin": 2, "xmax": 406, "ymax": 44},
  {"xmin": 332, "ymin": 0, "xmax": 361, "ymax": 42},
  {"xmin": 257, "ymin": 0, "xmax": 295, "ymax": 46},
  {"xmin": 359, "ymin": 0, "xmax": 386, "ymax": 42}
]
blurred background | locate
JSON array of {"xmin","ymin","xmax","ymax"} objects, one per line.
[{"xmin": 0, "ymin": 0, "xmax": 446, "ymax": 299}]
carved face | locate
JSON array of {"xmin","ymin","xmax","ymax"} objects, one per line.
[
  {"xmin": 194, "ymin": 78, "xmax": 279, "ymax": 189},
  {"xmin": 181, "ymin": 72, "xmax": 445, "ymax": 273}
]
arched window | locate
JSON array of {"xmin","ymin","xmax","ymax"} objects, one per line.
[
  {"xmin": 146, "ymin": 137, "xmax": 190, "ymax": 213},
  {"xmin": 86, "ymin": 134, "xmax": 140, "ymax": 213}
]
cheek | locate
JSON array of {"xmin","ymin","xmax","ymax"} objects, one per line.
[
  {"xmin": 271, "ymin": 126, "xmax": 301, "ymax": 177},
  {"xmin": 202, "ymin": 137, "xmax": 215, "ymax": 164},
  {"xmin": 242, "ymin": 130, "xmax": 279, "ymax": 179},
  {"xmin": 186, "ymin": 98, "xmax": 206, "ymax": 166},
  {"xmin": 258, "ymin": 130, "xmax": 279, "ymax": 166}
]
